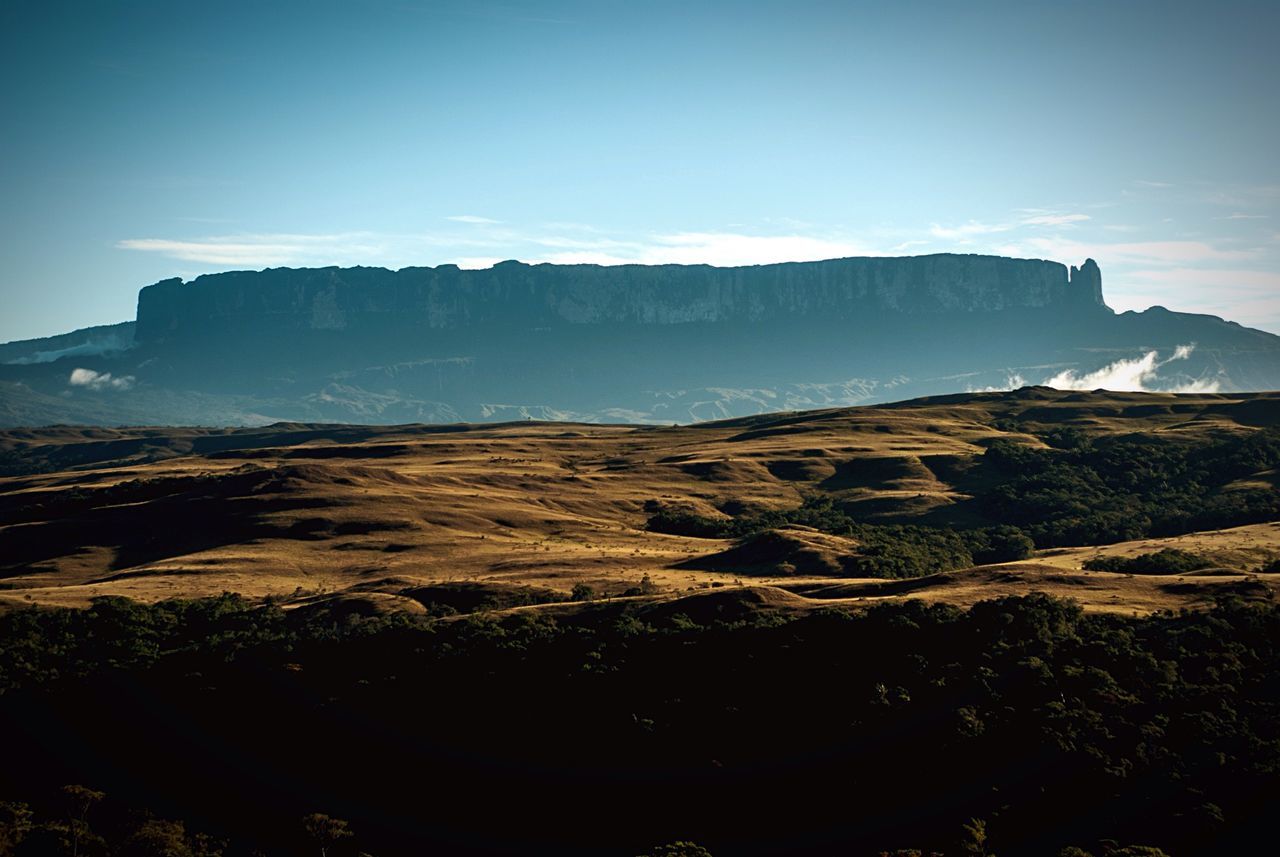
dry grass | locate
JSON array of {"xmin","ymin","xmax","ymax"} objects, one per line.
[{"xmin": 2, "ymin": 388, "xmax": 1278, "ymax": 614}]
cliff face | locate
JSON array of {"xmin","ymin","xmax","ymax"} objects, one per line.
[
  {"xmin": 134, "ymin": 254, "xmax": 1109, "ymax": 342},
  {"xmin": 17, "ymin": 250, "xmax": 1275, "ymax": 428}
]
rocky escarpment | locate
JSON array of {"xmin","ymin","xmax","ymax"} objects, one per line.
[
  {"xmin": 135, "ymin": 254, "xmax": 1109, "ymax": 342},
  {"xmin": 6, "ymin": 253, "xmax": 1279, "ymax": 428}
]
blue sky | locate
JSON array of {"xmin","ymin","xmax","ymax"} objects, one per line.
[{"xmin": 2, "ymin": 0, "xmax": 1278, "ymax": 341}]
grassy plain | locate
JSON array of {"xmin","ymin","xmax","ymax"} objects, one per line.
[{"xmin": 3, "ymin": 387, "xmax": 1278, "ymax": 616}]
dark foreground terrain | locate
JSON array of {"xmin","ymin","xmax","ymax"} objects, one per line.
[
  {"xmin": 2, "ymin": 593, "xmax": 1278, "ymax": 856},
  {"xmin": 3, "ymin": 389, "xmax": 1280, "ymax": 855}
]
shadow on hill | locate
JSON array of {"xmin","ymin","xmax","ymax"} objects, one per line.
[
  {"xmin": 0, "ymin": 465, "xmax": 405, "ymax": 575},
  {"xmin": 636, "ymin": 585, "xmax": 811, "ymax": 624},
  {"xmin": 396, "ymin": 581, "xmax": 567, "ymax": 613},
  {"xmin": 817, "ymin": 455, "xmax": 936, "ymax": 492},
  {"xmin": 675, "ymin": 527, "xmax": 862, "ymax": 577}
]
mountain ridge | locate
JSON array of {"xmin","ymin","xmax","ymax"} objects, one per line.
[
  {"xmin": 1, "ymin": 253, "xmax": 1277, "ymax": 427},
  {"xmin": 134, "ymin": 253, "xmax": 1108, "ymax": 342}
]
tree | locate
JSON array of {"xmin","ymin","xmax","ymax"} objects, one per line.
[
  {"xmin": 0, "ymin": 802, "xmax": 33, "ymax": 857},
  {"xmin": 959, "ymin": 818, "xmax": 994, "ymax": 857},
  {"xmin": 118, "ymin": 819, "xmax": 193, "ymax": 857},
  {"xmin": 302, "ymin": 814, "xmax": 353, "ymax": 857},
  {"xmin": 60, "ymin": 786, "xmax": 104, "ymax": 857}
]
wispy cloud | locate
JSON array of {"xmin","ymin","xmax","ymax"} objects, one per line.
[
  {"xmin": 445, "ymin": 215, "xmax": 502, "ymax": 224},
  {"xmin": 966, "ymin": 373, "xmax": 1028, "ymax": 393},
  {"xmin": 116, "ymin": 233, "xmax": 390, "ymax": 267},
  {"xmin": 532, "ymin": 232, "xmax": 878, "ymax": 267},
  {"xmin": 114, "ymin": 207, "xmax": 1280, "ymax": 337},
  {"xmin": 929, "ymin": 220, "xmax": 1011, "ymax": 241},
  {"xmin": 967, "ymin": 346, "xmax": 1222, "ymax": 394},
  {"xmin": 118, "ymin": 227, "xmax": 882, "ymax": 270},
  {"xmin": 930, "ymin": 211, "xmax": 1091, "ymax": 243},
  {"xmin": 1043, "ymin": 344, "xmax": 1219, "ymax": 394},
  {"xmin": 1020, "ymin": 213, "xmax": 1091, "ymax": 227},
  {"xmin": 7, "ymin": 333, "xmax": 131, "ymax": 365}
]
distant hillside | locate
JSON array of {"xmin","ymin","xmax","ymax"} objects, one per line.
[
  {"xmin": 1, "ymin": 254, "xmax": 1278, "ymax": 426},
  {"xmin": 3, "ymin": 386, "xmax": 1279, "ymax": 613}
]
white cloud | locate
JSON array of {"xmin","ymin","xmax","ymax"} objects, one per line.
[
  {"xmin": 929, "ymin": 220, "xmax": 1012, "ymax": 242},
  {"xmin": 647, "ymin": 232, "xmax": 872, "ymax": 266},
  {"xmin": 930, "ymin": 211, "xmax": 1090, "ymax": 243},
  {"xmin": 7, "ymin": 333, "xmax": 131, "ymax": 365},
  {"xmin": 116, "ymin": 233, "xmax": 388, "ymax": 267},
  {"xmin": 453, "ymin": 256, "xmax": 508, "ymax": 269},
  {"xmin": 69, "ymin": 367, "xmax": 135, "ymax": 391},
  {"xmin": 1042, "ymin": 344, "xmax": 1219, "ymax": 393},
  {"xmin": 966, "ymin": 373, "xmax": 1027, "ymax": 393},
  {"xmin": 890, "ymin": 239, "xmax": 931, "ymax": 253},
  {"xmin": 534, "ymin": 251, "xmax": 639, "ymax": 266},
  {"xmin": 1020, "ymin": 213, "xmax": 1091, "ymax": 227},
  {"xmin": 446, "ymin": 215, "xmax": 501, "ymax": 224},
  {"xmin": 535, "ymin": 232, "xmax": 878, "ymax": 267}
]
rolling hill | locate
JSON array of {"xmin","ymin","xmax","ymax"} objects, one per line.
[{"xmin": 4, "ymin": 387, "xmax": 1278, "ymax": 616}]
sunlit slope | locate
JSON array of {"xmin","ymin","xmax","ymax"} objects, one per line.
[{"xmin": 2, "ymin": 387, "xmax": 1278, "ymax": 613}]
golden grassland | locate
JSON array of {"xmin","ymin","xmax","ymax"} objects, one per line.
[{"xmin": 3, "ymin": 387, "xmax": 1278, "ymax": 615}]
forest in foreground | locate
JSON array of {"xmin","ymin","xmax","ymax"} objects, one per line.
[{"xmin": 2, "ymin": 591, "xmax": 1278, "ymax": 856}]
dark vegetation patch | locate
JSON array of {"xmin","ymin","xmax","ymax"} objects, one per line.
[
  {"xmin": 647, "ymin": 496, "xmax": 1034, "ymax": 578},
  {"xmin": 0, "ymin": 593, "xmax": 1274, "ymax": 855},
  {"xmin": 1084, "ymin": 549, "xmax": 1216, "ymax": 575},
  {"xmin": 978, "ymin": 426, "xmax": 1280, "ymax": 546},
  {"xmin": 649, "ymin": 427, "xmax": 1280, "ymax": 577},
  {"xmin": 394, "ymin": 581, "xmax": 566, "ymax": 615}
]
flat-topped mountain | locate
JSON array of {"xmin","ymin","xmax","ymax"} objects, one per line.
[
  {"xmin": 2, "ymin": 254, "xmax": 1277, "ymax": 426},
  {"xmin": 135, "ymin": 254, "xmax": 1106, "ymax": 340}
]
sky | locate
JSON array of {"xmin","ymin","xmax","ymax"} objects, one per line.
[{"xmin": 2, "ymin": 0, "xmax": 1278, "ymax": 342}]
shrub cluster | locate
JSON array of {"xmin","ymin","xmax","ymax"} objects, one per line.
[
  {"xmin": 647, "ymin": 496, "xmax": 1033, "ymax": 578},
  {"xmin": 981, "ymin": 428, "xmax": 1280, "ymax": 546},
  {"xmin": 1083, "ymin": 548, "xmax": 1215, "ymax": 574}
]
